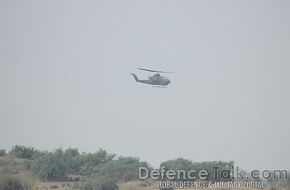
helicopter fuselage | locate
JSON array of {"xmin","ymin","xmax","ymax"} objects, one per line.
[{"xmin": 131, "ymin": 73, "xmax": 170, "ymax": 86}]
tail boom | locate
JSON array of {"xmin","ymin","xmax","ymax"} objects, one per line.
[{"xmin": 130, "ymin": 73, "xmax": 139, "ymax": 82}]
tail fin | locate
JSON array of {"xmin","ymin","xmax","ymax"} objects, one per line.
[{"xmin": 130, "ymin": 73, "xmax": 139, "ymax": 82}]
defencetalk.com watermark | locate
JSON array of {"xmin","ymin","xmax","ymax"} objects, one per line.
[
  {"xmin": 139, "ymin": 166, "xmax": 289, "ymax": 189},
  {"xmin": 139, "ymin": 166, "xmax": 288, "ymax": 181}
]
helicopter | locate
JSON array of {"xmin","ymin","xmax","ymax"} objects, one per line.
[{"xmin": 130, "ymin": 68, "xmax": 171, "ymax": 87}]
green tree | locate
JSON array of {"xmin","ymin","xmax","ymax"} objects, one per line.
[
  {"xmin": 160, "ymin": 158, "xmax": 234, "ymax": 181},
  {"xmin": 96, "ymin": 156, "xmax": 150, "ymax": 182},
  {"xmin": 9, "ymin": 145, "xmax": 41, "ymax": 160},
  {"xmin": 0, "ymin": 150, "xmax": 5, "ymax": 157},
  {"xmin": 79, "ymin": 149, "xmax": 115, "ymax": 176},
  {"xmin": 32, "ymin": 148, "xmax": 116, "ymax": 180},
  {"xmin": 32, "ymin": 149, "xmax": 66, "ymax": 181}
]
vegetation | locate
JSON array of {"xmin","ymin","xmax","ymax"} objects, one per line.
[
  {"xmin": 160, "ymin": 158, "xmax": 234, "ymax": 181},
  {"xmin": 96, "ymin": 156, "xmax": 150, "ymax": 182},
  {"xmin": 0, "ymin": 169, "xmax": 37, "ymax": 190},
  {"xmin": 0, "ymin": 150, "xmax": 5, "ymax": 157},
  {"xmin": 1, "ymin": 145, "xmax": 239, "ymax": 190},
  {"xmin": 79, "ymin": 176, "xmax": 118, "ymax": 190},
  {"xmin": 9, "ymin": 145, "xmax": 42, "ymax": 160},
  {"xmin": 118, "ymin": 181, "xmax": 148, "ymax": 190},
  {"xmin": 0, "ymin": 174, "xmax": 24, "ymax": 190},
  {"xmin": 31, "ymin": 150, "xmax": 67, "ymax": 181},
  {"xmin": 31, "ymin": 148, "xmax": 116, "ymax": 181}
]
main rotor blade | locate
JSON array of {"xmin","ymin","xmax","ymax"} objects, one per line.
[{"xmin": 138, "ymin": 68, "xmax": 172, "ymax": 73}]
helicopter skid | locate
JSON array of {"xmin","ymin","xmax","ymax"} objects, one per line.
[{"xmin": 152, "ymin": 85, "xmax": 167, "ymax": 88}]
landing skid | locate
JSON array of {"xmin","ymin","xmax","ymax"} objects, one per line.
[{"xmin": 152, "ymin": 85, "xmax": 167, "ymax": 88}]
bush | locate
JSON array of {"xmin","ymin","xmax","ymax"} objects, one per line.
[
  {"xmin": 0, "ymin": 175, "xmax": 23, "ymax": 190},
  {"xmin": 96, "ymin": 157, "xmax": 150, "ymax": 182},
  {"xmin": 0, "ymin": 156, "xmax": 28, "ymax": 174},
  {"xmin": 32, "ymin": 151, "xmax": 66, "ymax": 181},
  {"xmin": 32, "ymin": 148, "xmax": 116, "ymax": 180},
  {"xmin": 160, "ymin": 158, "xmax": 234, "ymax": 181},
  {"xmin": 0, "ymin": 150, "xmax": 6, "ymax": 157},
  {"xmin": 79, "ymin": 149, "xmax": 116, "ymax": 176},
  {"xmin": 0, "ymin": 173, "xmax": 36, "ymax": 190},
  {"xmin": 79, "ymin": 176, "xmax": 118, "ymax": 190}
]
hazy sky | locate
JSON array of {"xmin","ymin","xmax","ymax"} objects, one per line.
[{"xmin": 0, "ymin": 0, "xmax": 289, "ymax": 170}]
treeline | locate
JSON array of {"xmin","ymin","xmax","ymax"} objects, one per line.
[
  {"xmin": 0, "ymin": 145, "xmax": 234, "ymax": 182},
  {"xmin": 160, "ymin": 158, "xmax": 234, "ymax": 181},
  {"xmin": 1, "ymin": 145, "xmax": 149, "ymax": 183}
]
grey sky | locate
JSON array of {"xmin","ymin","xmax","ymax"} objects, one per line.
[{"xmin": 0, "ymin": 0, "xmax": 289, "ymax": 170}]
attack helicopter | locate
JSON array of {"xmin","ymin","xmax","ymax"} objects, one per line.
[{"xmin": 130, "ymin": 68, "xmax": 171, "ymax": 87}]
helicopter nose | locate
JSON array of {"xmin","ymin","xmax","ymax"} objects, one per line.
[{"xmin": 167, "ymin": 79, "xmax": 171, "ymax": 85}]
